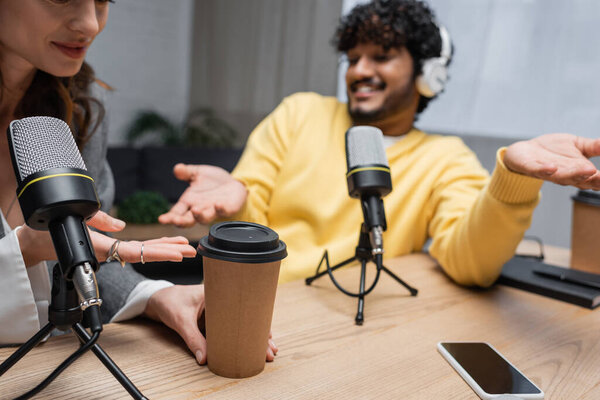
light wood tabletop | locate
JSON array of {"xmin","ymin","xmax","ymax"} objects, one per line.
[{"xmin": 2, "ymin": 245, "xmax": 599, "ymax": 400}]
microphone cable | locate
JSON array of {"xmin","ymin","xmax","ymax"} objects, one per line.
[{"xmin": 324, "ymin": 252, "xmax": 384, "ymax": 298}]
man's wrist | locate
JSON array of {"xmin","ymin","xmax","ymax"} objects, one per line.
[
  {"xmin": 501, "ymin": 145, "xmax": 522, "ymax": 175},
  {"xmin": 489, "ymin": 148, "xmax": 543, "ymax": 204}
]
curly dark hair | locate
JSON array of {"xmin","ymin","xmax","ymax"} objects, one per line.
[{"xmin": 333, "ymin": 0, "xmax": 450, "ymax": 115}]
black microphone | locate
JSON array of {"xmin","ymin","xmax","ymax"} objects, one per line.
[
  {"xmin": 345, "ymin": 126, "xmax": 392, "ymax": 255},
  {"xmin": 7, "ymin": 116, "xmax": 103, "ymax": 332}
]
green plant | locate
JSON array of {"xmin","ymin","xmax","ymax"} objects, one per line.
[
  {"xmin": 126, "ymin": 108, "xmax": 237, "ymax": 147},
  {"xmin": 126, "ymin": 111, "xmax": 181, "ymax": 146},
  {"xmin": 117, "ymin": 191, "xmax": 170, "ymax": 224}
]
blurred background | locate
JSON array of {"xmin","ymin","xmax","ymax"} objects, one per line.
[{"xmin": 87, "ymin": 0, "xmax": 600, "ymax": 257}]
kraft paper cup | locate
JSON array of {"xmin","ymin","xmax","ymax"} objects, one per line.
[
  {"xmin": 197, "ymin": 221, "xmax": 287, "ymax": 378},
  {"xmin": 571, "ymin": 190, "xmax": 600, "ymax": 273}
]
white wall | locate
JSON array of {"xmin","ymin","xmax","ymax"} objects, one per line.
[{"xmin": 86, "ymin": 0, "xmax": 194, "ymax": 144}]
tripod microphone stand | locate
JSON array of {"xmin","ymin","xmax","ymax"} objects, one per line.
[
  {"xmin": 0, "ymin": 263, "xmax": 147, "ymax": 400},
  {"xmin": 306, "ymin": 223, "xmax": 418, "ymax": 325}
]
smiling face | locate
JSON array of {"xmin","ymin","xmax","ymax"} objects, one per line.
[
  {"xmin": 345, "ymin": 42, "xmax": 419, "ymax": 126},
  {"xmin": 0, "ymin": 0, "xmax": 111, "ymax": 78}
]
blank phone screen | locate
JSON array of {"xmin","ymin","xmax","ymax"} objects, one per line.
[{"xmin": 441, "ymin": 342, "xmax": 541, "ymax": 394}]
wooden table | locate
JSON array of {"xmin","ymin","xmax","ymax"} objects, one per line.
[{"xmin": 2, "ymin": 245, "xmax": 599, "ymax": 399}]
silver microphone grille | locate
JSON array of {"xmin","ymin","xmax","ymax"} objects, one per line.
[
  {"xmin": 345, "ymin": 126, "xmax": 389, "ymax": 170},
  {"xmin": 8, "ymin": 116, "xmax": 86, "ymax": 182}
]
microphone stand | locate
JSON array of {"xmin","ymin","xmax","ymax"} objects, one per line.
[
  {"xmin": 306, "ymin": 223, "xmax": 418, "ymax": 325},
  {"xmin": 0, "ymin": 264, "xmax": 147, "ymax": 400}
]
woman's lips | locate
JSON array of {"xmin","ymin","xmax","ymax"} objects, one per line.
[{"xmin": 52, "ymin": 42, "xmax": 88, "ymax": 59}]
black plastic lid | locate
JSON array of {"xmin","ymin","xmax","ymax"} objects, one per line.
[
  {"xmin": 572, "ymin": 190, "xmax": 600, "ymax": 207},
  {"xmin": 197, "ymin": 221, "xmax": 287, "ymax": 263}
]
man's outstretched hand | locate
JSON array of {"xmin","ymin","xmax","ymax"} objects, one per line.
[
  {"xmin": 504, "ymin": 134, "xmax": 600, "ymax": 190},
  {"xmin": 158, "ymin": 164, "xmax": 247, "ymax": 227}
]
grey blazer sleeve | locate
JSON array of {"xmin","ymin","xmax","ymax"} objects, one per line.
[
  {"xmin": 96, "ymin": 262, "xmax": 147, "ymax": 323},
  {"xmin": 81, "ymin": 86, "xmax": 148, "ymax": 323}
]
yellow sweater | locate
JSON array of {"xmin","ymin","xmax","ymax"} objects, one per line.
[{"xmin": 232, "ymin": 92, "xmax": 543, "ymax": 286}]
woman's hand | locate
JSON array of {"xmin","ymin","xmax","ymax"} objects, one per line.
[
  {"xmin": 92, "ymin": 235, "xmax": 196, "ymax": 265},
  {"xmin": 144, "ymin": 284, "xmax": 279, "ymax": 365},
  {"xmin": 16, "ymin": 210, "xmax": 196, "ymax": 267}
]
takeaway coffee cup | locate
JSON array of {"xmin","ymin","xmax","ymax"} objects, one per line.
[
  {"xmin": 570, "ymin": 190, "xmax": 600, "ymax": 273},
  {"xmin": 197, "ymin": 221, "xmax": 287, "ymax": 378}
]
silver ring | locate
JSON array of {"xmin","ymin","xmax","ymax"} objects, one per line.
[
  {"xmin": 140, "ymin": 243, "xmax": 145, "ymax": 264},
  {"xmin": 106, "ymin": 240, "xmax": 125, "ymax": 267}
]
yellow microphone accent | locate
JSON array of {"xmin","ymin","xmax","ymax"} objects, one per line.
[
  {"xmin": 18, "ymin": 173, "xmax": 95, "ymax": 198},
  {"xmin": 346, "ymin": 166, "xmax": 391, "ymax": 178}
]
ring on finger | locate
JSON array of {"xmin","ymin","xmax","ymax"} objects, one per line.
[{"xmin": 106, "ymin": 240, "xmax": 125, "ymax": 267}]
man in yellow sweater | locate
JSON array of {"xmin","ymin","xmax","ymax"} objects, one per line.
[{"xmin": 160, "ymin": 0, "xmax": 600, "ymax": 287}]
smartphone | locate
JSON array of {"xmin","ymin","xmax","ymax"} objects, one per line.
[{"xmin": 437, "ymin": 342, "xmax": 544, "ymax": 399}]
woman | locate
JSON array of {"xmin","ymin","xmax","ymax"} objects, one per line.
[{"xmin": 0, "ymin": 0, "xmax": 277, "ymax": 365}]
